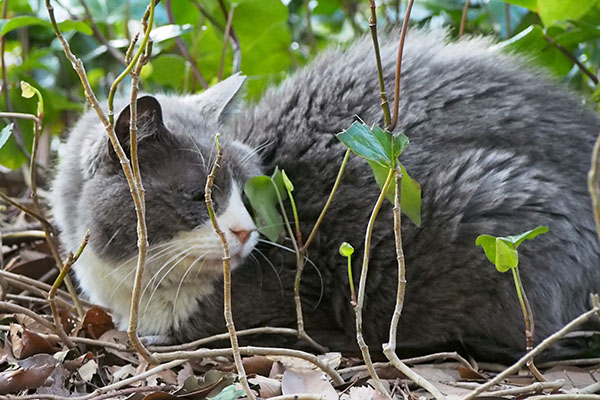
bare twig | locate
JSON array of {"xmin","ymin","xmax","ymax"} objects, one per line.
[
  {"xmin": 381, "ymin": 167, "xmax": 443, "ymax": 400},
  {"xmin": 205, "ymin": 135, "xmax": 255, "ymax": 400},
  {"xmin": 487, "ymin": 380, "xmax": 564, "ymax": 396},
  {"xmin": 0, "ymin": 301, "xmax": 56, "ymax": 332},
  {"xmin": 215, "ymin": 0, "xmax": 241, "ymax": 73},
  {"xmin": 78, "ymin": 0, "xmax": 126, "ymax": 63},
  {"xmin": 527, "ymin": 396, "xmax": 600, "ymax": 400},
  {"xmin": 589, "ymin": 129, "xmax": 600, "ymax": 246},
  {"xmin": 47, "ymin": 230, "xmax": 90, "ymax": 349},
  {"xmin": 368, "ymin": 1, "xmax": 391, "ymax": 128},
  {"xmin": 463, "ymin": 305, "xmax": 600, "ymax": 400},
  {"xmin": 355, "ymin": 168, "xmax": 395, "ymax": 400},
  {"xmin": 152, "ymin": 346, "xmax": 344, "ymax": 385},
  {"xmin": 0, "ymin": 111, "xmax": 39, "ymax": 122},
  {"xmin": 163, "ymin": 0, "xmax": 208, "ymax": 89},
  {"xmin": 544, "ymin": 33, "xmax": 598, "ymax": 85},
  {"xmin": 387, "ymin": 0, "xmax": 414, "ymax": 132},
  {"xmin": 218, "ymin": 4, "xmax": 235, "ymax": 81},
  {"xmin": 304, "ymin": 0, "xmax": 317, "ymax": 55},
  {"xmin": 459, "ymin": 0, "xmax": 470, "ymax": 39}
]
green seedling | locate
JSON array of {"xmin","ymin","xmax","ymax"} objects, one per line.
[
  {"xmin": 21, "ymin": 81, "xmax": 44, "ymax": 117},
  {"xmin": 339, "ymin": 242, "xmax": 356, "ymax": 305},
  {"xmin": 336, "ymin": 120, "xmax": 421, "ymax": 226},
  {"xmin": 243, "ymin": 168, "xmax": 287, "ymax": 242},
  {"xmin": 476, "ymin": 225, "xmax": 548, "ymax": 381}
]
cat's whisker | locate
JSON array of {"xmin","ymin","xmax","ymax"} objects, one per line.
[
  {"xmin": 240, "ymin": 139, "xmax": 275, "ymax": 165},
  {"xmin": 110, "ymin": 267, "xmax": 137, "ymax": 299},
  {"xmin": 253, "ymin": 248, "xmax": 285, "ymax": 299},
  {"xmin": 141, "ymin": 247, "xmax": 192, "ymax": 302},
  {"xmin": 143, "ymin": 249, "xmax": 197, "ymax": 313},
  {"xmin": 172, "ymin": 251, "xmax": 209, "ymax": 315}
]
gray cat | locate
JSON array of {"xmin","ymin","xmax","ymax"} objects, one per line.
[{"xmin": 51, "ymin": 29, "xmax": 600, "ymax": 362}]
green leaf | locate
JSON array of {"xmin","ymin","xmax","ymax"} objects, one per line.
[
  {"xmin": 57, "ymin": 20, "xmax": 92, "ymax": 35},
  {"xmin": 337, "ymin": 122, "xmax": 398, "ymax": 168},
  {"xmin": 0, "ymin": 16, "xmax": 92, "ymax": 36},
  {"xmin": 503, "ymin": 226, "xmax": 549, "ymax": 248},
  {"xmin": 537, "ymin": 0, "xmax": 599, "ymax": 26},
  {"xmin": 243, "ymin": 168, "xmax": 288, "ymax": 242},
  {"xmin": 495, "ymin": 239, "xmax": 519, "ymax": 272},
  {"xmin": 20, "ymin": 81, "xmax": 35, "ymax": 98},
  {"xmin": 500, "ymin": 0, "xmax": 538, "ymax": 11},
  {"xmin": 0, "ymin": 16, "xmax": 46, "ymax": 36},
  {"xmin": 339, "ymin": 242, "xmax": 354, "ymax": 257},
  {"xmin": 367, "ymin": 161, "xmax": 421, "ymax": 226},
  {"xmin": 281, "ymin": 169, "xmax": 294, "ymax": 192},
  {"xmin": 399, "ymin": 163, "xmax": 422, "ymax": 227},
  {"xmin": 476, "ymin": 235, "xmax": 497, "ymax": 265},
  {"xmin": 207, "ymin": 384, "xmax": 245, "ymax": 400},
  {"xmin": 0, "ymin": 123, "xmax": 13, "ymax": 151},
  {"xmin": 150, "ymin": 24, "xmax": 193, "ymax": 43},
  {"xmin": 244, "ymin": 176, "xmax": 282, "ymax": 242},
  {"xmin": 497, "ymin": 25, "xmax": 574, "ymax": 76},
  {"xmin": 148, "ymin": 54, "xmax": 187, "ymax": 88}
]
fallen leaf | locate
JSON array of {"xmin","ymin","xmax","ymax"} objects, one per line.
[
  {"xmin": 249, "ymin": 375, "xmax": 282, "ymax": 397},
  {"xmin": 107, "ymin": 364, "xmax": 137, "ymax": 382},
  {"xmin": 269, "ymin": 361, "xmax": 286, "ymax": 379},
  {"xmin": 81, "ymin": 306, "xmax": 114, "ymax": 339},
  {"xmin": 78, "ymin": 359, "xmax": 97, "ymax": 382},
  {"xmin": 10, "ymin": 323, "xmax": 54, "ymax": 359},
  {"xmin": 177, "ymin": 362, "xmax": 194, "ymax": 386},
  {"xmin": 243, "ymin": 355, "xmax": 274, "ymax": 376},
  {"xmin": 457, "ymin": 365, "xmax": 486, "ymax": 380},
  {"xmin": 62, "ymin": 351, "xmax": 94, "ymax": 371},
  {"xmin": 0, "ymin": 356, "xmax": 57, "ymax": 394},
  {"xmin": 281, "ymin": 368, "xmax": 337, "ymax": 400}
]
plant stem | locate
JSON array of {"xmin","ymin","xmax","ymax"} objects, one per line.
[
  {"xmin": 368, "ymin": 0, "xmax": 391, "ymax": 127},
  {"xmin": 511, "ymin": 266, "xmax": 546, "ymax": 381},
  {"xmin": 218, "ymin": 4, "xmax": 235, "ymax": 81},
  {"xmin": 205, "ymin": 136, "xmax": 255, "ymax": 400},
  {"xmin": 543, "ymin": 33, "xmax": 598, "ymax": 85},
  {"xmin": 304, "ymin": 0, "xmax": 317, "ymax": 55},
  {"xmin": 301, "ymin": 148, "xmax": 351, "ymax": 252},
  {"xmin": 459, "ymin": 0, "xmax": 470, "ymax": 39},
  {"xmin": 387, "ymin": 0, "xmax": 414, "ymax": 132},
  {"xmin": 589, "ymin": 129, "xmax": 600, "ymax": 245},
  {"xmin": 355, "ymin": 167, "xmax": 395, "ymax": 400}
]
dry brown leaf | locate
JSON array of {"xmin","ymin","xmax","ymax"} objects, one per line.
[
  {"xmin": 10, "ymin": 323, "xmax": 54, "ymax": 359},
  {"xmin": 98, "ymin": 329, "xmax": 139, "ymax": 364},
  {"xmin": 457, "ymin": 365, "xmax": 486, "ymax": 381},
  {"xmin": 78, "ymin": 359, "xmax": 98, "ymax": 382},
  {"xmin": 177, "ymin": 362, "xmax": 194, "ymax": 386},
  {"xmin": 243, "ymin": 355, "xmax": 274, "ymax": 376},
  {"xmin": 0, "ymin": 357, "xmax": 57, "ymax": 394},
  {"xmin": 141, "ymin": 393, "xmax": 179, "ymax": 400},
  {"xmin": 281, "ymin": 368, "xmax": 337, "ymax": 400},
  {"xmin": 343, "ymin": 386, "xmax": 376, "ymax": 400},
  {"xmin": 62, "ymin": 351, "xmax": 94, "ymax": 371},
  {"xmin": 107, "ymin": 364, "xmax": 137, "ymax": 383},
  {"xmin": 15, "ymin": 314, "xmax": 55, "ymax": 335},
  {"xmin": 544, "ymin": 365, "xmax": 597, "ymax": 391},
  {"xmin": 81, "ymin": 306, "xmax": 115, "ymax": 339},
  {"xmin": 249, "ymin": 375, "xmax": 282, "ymax": 398},
  {"xmin": 269, "ymin": 360, "xmax": 286, "ymax": 379}
]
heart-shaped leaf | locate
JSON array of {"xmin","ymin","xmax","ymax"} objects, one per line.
[{"xmin": 504, "ymin": 226, "xmax": 549, "ymax": 248}]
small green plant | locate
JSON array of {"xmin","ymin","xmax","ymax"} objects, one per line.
[
  {"xmin": 476, "ymin": 225, "xmax": 548, "ymax": 381},
  {"xmin": 338, "ymin": 241, "xmax": 356, "ymax": 306}
]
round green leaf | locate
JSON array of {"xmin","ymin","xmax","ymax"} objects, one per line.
[{"xmin": 339, "ymin": 242, "xmax": 354, "ymax": 257}]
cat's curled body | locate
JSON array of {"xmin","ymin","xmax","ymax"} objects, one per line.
[{"xmin": 52, "ymin": 30, "xmax": 600, "ymax": 361}]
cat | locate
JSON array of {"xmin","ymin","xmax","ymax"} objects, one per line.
[{"xmin": 51, "ymin": 29, "xmax": 600, "ymax": 362}]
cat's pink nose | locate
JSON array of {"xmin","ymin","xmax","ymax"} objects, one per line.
[{"xmin": 230, "ymin": 228, "xmax": 252, "ymax": 244}]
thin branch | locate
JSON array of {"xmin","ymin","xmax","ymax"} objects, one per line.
[
  {"xmin": 304, "ymin": 0, "xmax": 317, "ymax": 55},
  {"xmin": 205, "ymin": 135, "xmax": 255, "ymax": 400},
  {"xmin": 78, "ymin": 0, "xmax": 126, "ymax": 63},
  {"xmin": 218, "ymin": 3, "xmax": 235, "ymax": 81},
  {"xmin": 163, "ymin": 0, "xmax": 208, "ymax": 89},
  {"xmin": 355, "ymin": 168, "xmax": 395, "ymax": 400},
  {"xmin": 0, "ymin": 301, "xmax": 57, "ymax": 332},
  {"xmin": 214, "ymin": 0, "xmax": 241, "ymax": 73},
  {"xmin": 589, "ymin": 129, "xmax": 600, "ymax": 245},
  {"xmin": 368, "ymin": 1, "xmax": 391, "ymax": 128},
  {"xmin": 0, "ymin": 111, "xmax": 39, "ymax": 122},
  {"xmin": 544, "ymin": 32, "xmax": 598, "ymax": 85},
  {"xmin": 459, "ymin": 0, "xmax": 470, "ymax": 39},
  {"xmin": 152, "ymin": 346, "xmax": 344, "ymax": 385},
  {"xmin": 462, "ymin": 305, "xmax": 600, "ymax": 400},
  {"xmin": 387, "ymin": 0, "xmax": 414, "ymax": 132},
  {"xmin": 487, "ymin": 380, "xmax": 564, "ymax": 396}
]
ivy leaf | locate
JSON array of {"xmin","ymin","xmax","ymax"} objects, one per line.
[
  {"xmin": 20, "ymin": 81, "xmax": 35, "ymax": 99},
  {"xmin": 367, "ymin": 161, "xmax": 421, "ymax": 226},
  {"xmin": 243, "ymin": 168, "xmax": 287, "ymax": 242},
  {"xmin": 476, "ymin": 235, "xmax": 518, "ymax": 273},
  {"xmin": 503, "ymin": 226, "xmax": 549, "ymax": 248},
  {"xmin": 337, "ymin": 121, "xmax": 394, "ymax": 168},
  {"xmin": 0, "ymin": 16, "xmax": 91, "ymax": 36},
  {"xmin": 0, "ymin": 123, "xmax": 13, "ymax": 151}
]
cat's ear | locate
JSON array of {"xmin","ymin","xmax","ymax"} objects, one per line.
[
  {"xmin": 195, "ymin": 72, "xmax": 246, "ymax": 126},
  {"xmin": 110, "ymin": 96, "xmax": 167, "ymax": 160}
]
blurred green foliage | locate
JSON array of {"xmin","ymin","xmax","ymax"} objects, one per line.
[{"xmin": 0, "ymin": 0, "xmax": 598, "ymax": 169}]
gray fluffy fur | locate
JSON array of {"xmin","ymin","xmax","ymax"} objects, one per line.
[{"xmin": 52, "ymin": 29, "xmax": 600, "ymax": 362}]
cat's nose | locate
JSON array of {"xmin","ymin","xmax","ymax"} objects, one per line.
[{"xmin": 230, "ymin": 228, "xmax": 253, "ymax": 244}]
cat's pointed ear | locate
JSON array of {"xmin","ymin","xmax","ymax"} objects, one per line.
[
  {"xmin": 110, "ymin": 96, "xmax": 167, "ymax": 159},
  {"xmin": 197, "ymin": 72, "xmax": 246, "ymax": 126}
]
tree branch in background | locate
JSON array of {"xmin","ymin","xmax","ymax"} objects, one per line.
[
  {"xmin": 544, "ymin": 33, "xmax": 598, "ymax": 85},
  {"xmin": 216, "ymin": 0, "xmax": 241, "ymax": 73},
  {"xmin": 164, "ymin": 0, "xmax": 208, "ymax": 89},
  {"xmin": 304, "ymin": 0, "xmax": 317, "ymax": 55},
  {"xmin": 387, "ymin": 0, "xmax": 414, "ymax": 132},
  {"xmin": 459, "ymin": 0, "xmax": 470, "ymax": 39},
  {"xmin": 218, "ymin": 4, "xmax": 235, "ymax": 81},
  {"xmin": 78, "ymin": 0, "xmax": 126, "ymax": 64}
]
